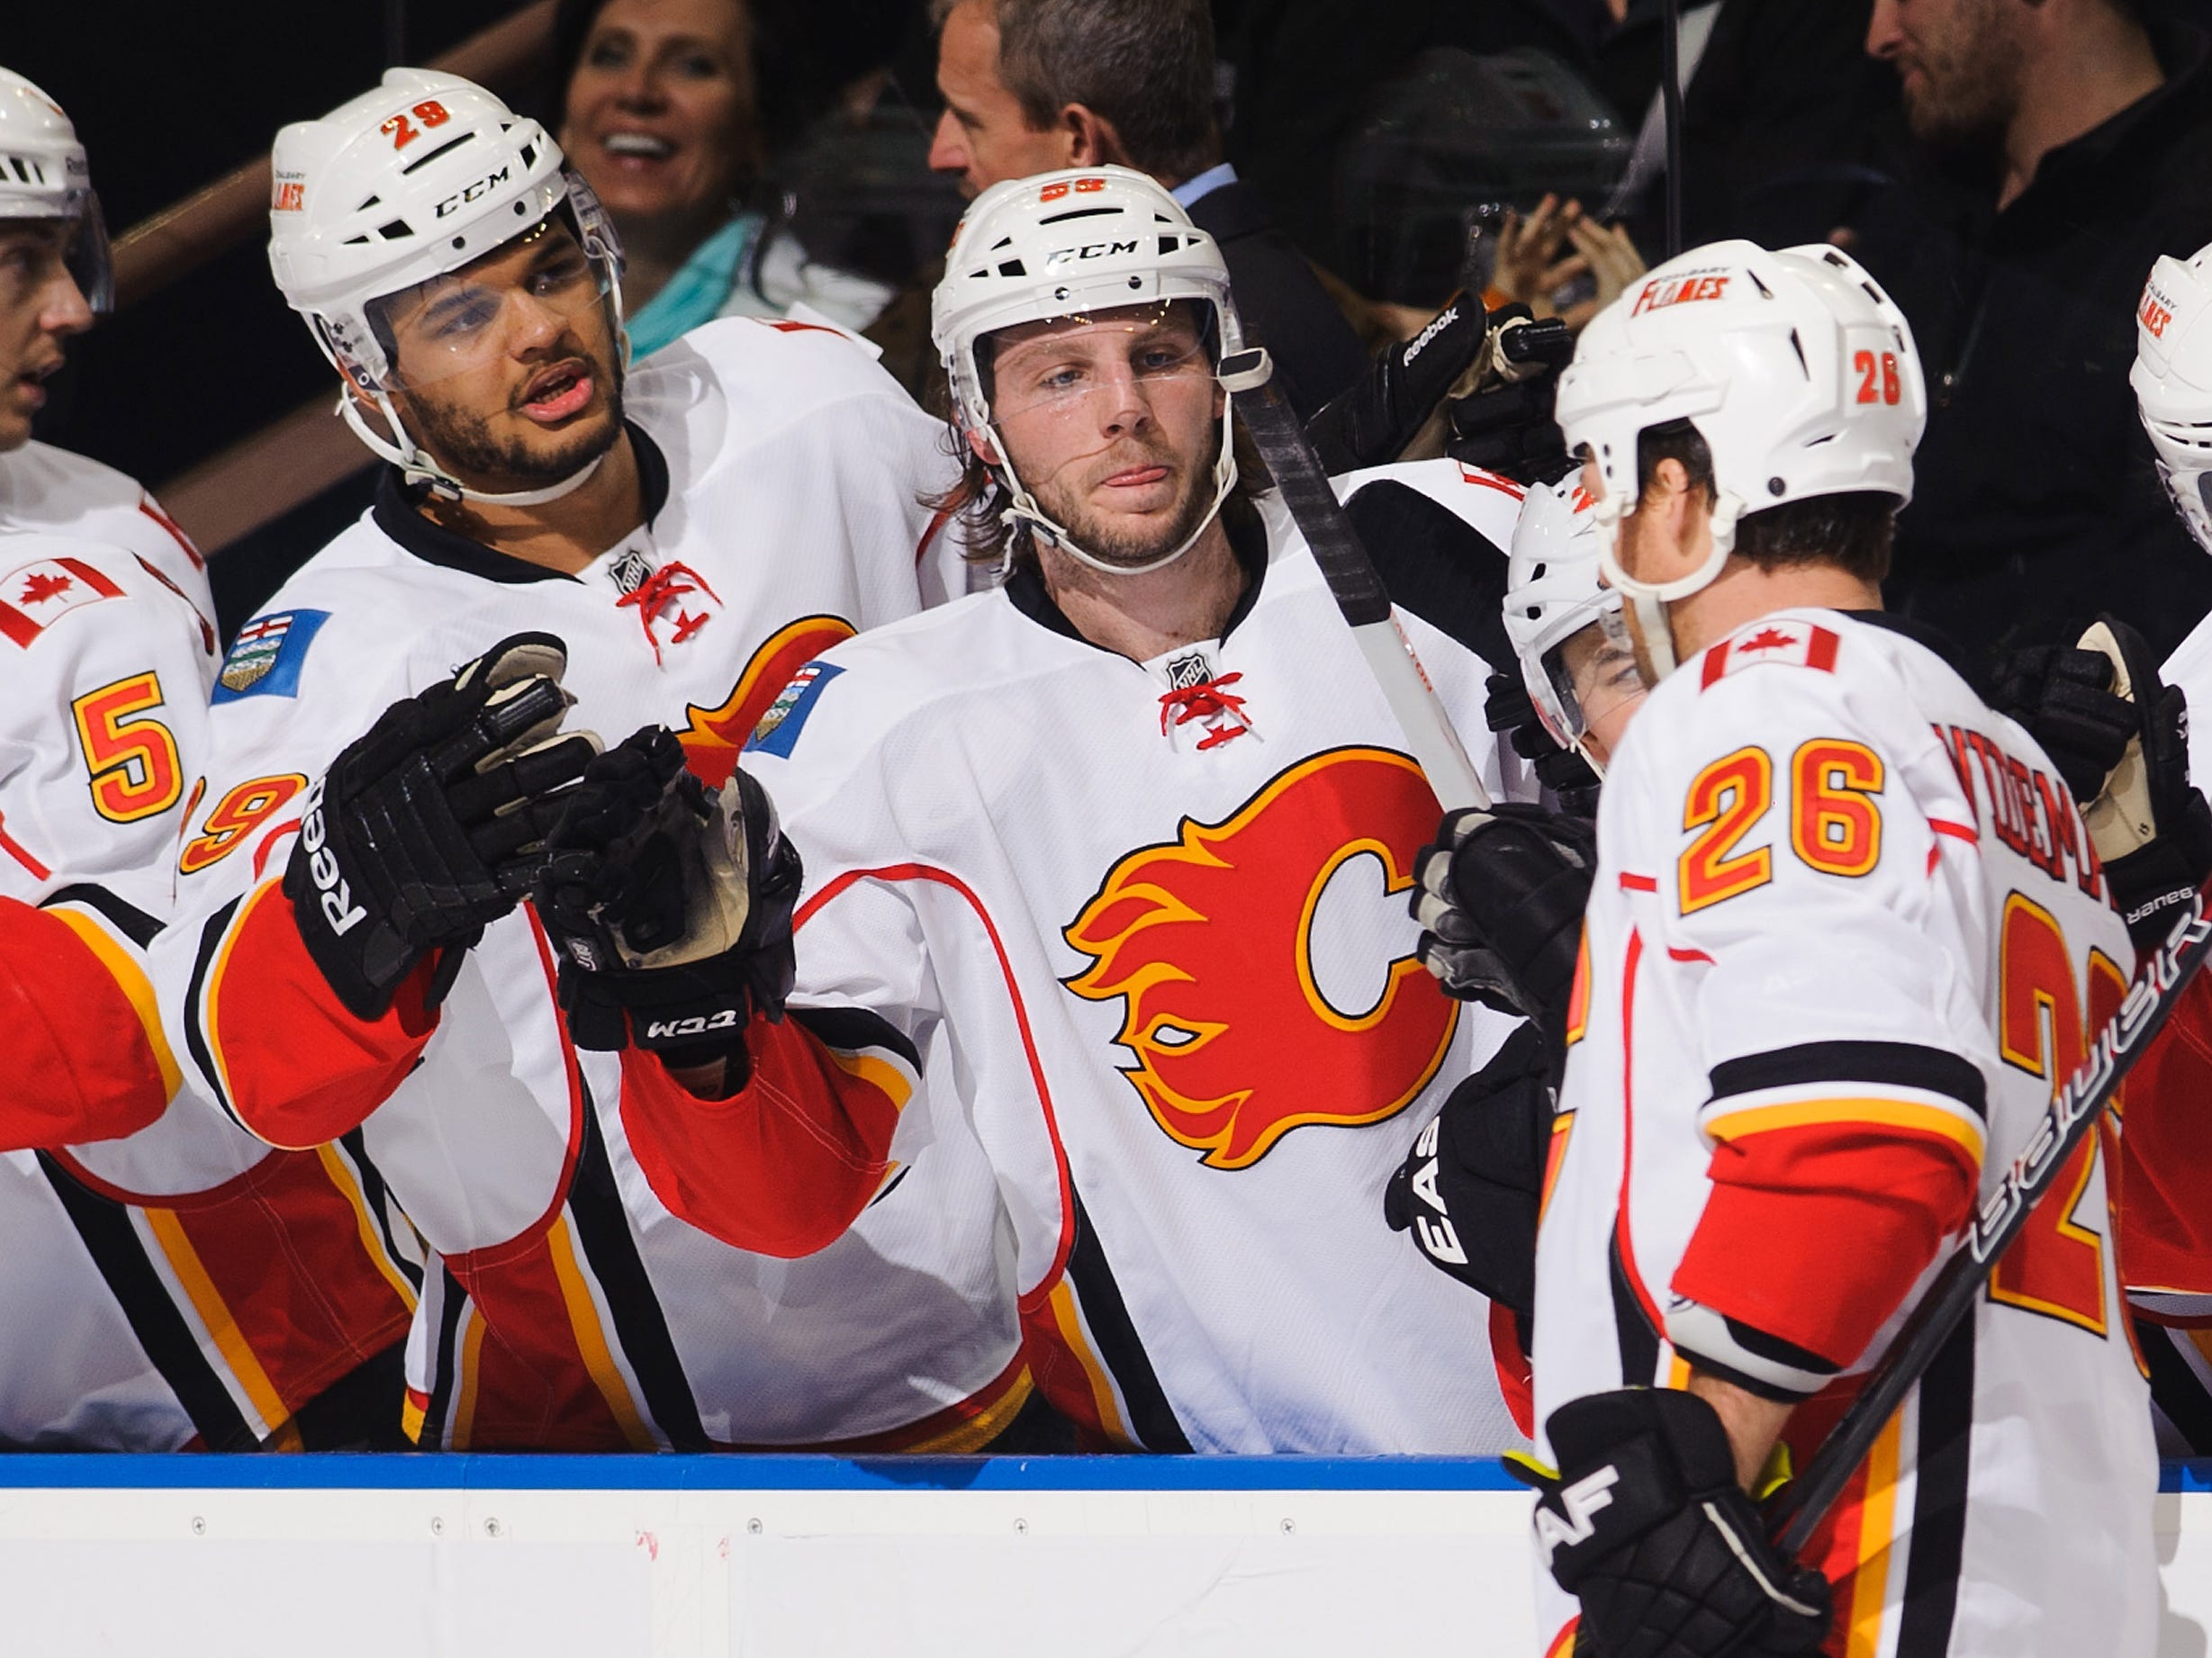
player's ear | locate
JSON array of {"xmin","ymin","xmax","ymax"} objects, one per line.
[{"xmin": 966, "ymin": 428, "xmax": 1002, "ymax": 468}]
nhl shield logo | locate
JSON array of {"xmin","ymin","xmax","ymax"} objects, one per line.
[{"xmin": 1165, "ymin": 652, "xmax": 1213, "ymax": 689}]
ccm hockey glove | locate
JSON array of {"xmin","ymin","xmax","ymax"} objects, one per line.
[
  {"xmin": 534, "ymin": 727, "xmax": 802, "ymax": 1080},
  {"xmin": 1411, "ymin": 799, "xmax": 1596, "ymax": 1039},
  {"xmin": 1383, "ymin": 1017, "xmax": 1554, "ymax": 1316},
  {"xmin": 1514, "ymin": 1389, "xmax": 1832, "ymax": 1658},
  {"xmin": 284, "ymin": 633, "xmax": 597, "ymax": 1020},
  {"xmin": 2072, "ymin": 618, "xmax": 2212, "ymax": 951}
]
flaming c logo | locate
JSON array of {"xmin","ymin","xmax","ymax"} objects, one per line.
[{"xmin": 1062, "ymin": 747, "xmax": 1459, "ymax": 1169}]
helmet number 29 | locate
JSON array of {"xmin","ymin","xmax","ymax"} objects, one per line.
[
  {"xmin": 380, "ymin": 100, "xmax": 451, "ymax": 152},
  {"xmin": 1854, "ymin": 349, "xmax": 1903, "ymax": 407}
]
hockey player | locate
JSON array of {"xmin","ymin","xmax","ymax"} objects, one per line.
[
  {"xmin": 1384, "ymin": 478, "xmax": 1639, "ymax": 1432},
  {"xmin": 1518, "ymin": 241, "xmax": 2154, "ymax": 1658},
  {"xmin": 154, "ymin": 69, "xmax": 1032, "ymax": 1452},
  {"xmin": 537, "ymin": 167, "xmax": 1537, "ymax": 1452},
  {"xmin": 0, "ymin": 70, "xmax": 416, "ymax": 1449}
]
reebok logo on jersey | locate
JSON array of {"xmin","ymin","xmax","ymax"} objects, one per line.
[
  {"xmin": 1063, "ymin": 747, "xmax": 1457, "ymax": 1169},
  {"xmin": 296, "ymin": 776, "xmax": 366, "ymax": 938},
  {"xmin": 745, "ymin": 662, "xmax": 844, "ymax": 758},
  {"xmin": 0, "ymin": 555, "xmax": 122, "ymax": 647},
  {"xmin": 1534, "ymin": 1464, "xmax": 1621, "ymax": 1566},
  {"xmin": 214, "ymin": 608, "xmax": 330, "ymax": 702}
]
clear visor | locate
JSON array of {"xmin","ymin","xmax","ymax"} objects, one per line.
[
  {"xmin": 1540, "ymin": 618, "xmax": 1646, "ymax": 752},
  {"xmin": 980, "ymin": 298, "xmax": 1226, "ymax": 497},
  {"xmin": 983, "ymin": 298, "xmax": 1221, "ymax": 428},
  {"xmin": 365, "ymin": 210, "xmax": 617, "ymax": 391},
  {"xmin": 63, "ymin": 189, "xmax": 111, "ymax": 315}
]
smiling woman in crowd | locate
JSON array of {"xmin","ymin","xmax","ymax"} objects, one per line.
[{"xmin": 551, "ymin": 0, "xmax": 898, "ymax": 355}]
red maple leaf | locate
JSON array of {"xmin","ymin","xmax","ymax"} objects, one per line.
[
  {"xmin": 18, "ymin": 571, "xmax": 72, "ymax": 607},
  {"xmin": 1738, "ymin": 626, "xmax": 1797, "ymax": 654}
]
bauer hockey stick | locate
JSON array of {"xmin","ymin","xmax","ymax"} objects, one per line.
[
  {"xmin": 1221, "ymin": 345, "xmax": 1494, "ymax": 811},
  {"xmin": 1769, "ymin": 889, "xmax": 2212, "ymax": 1555}
]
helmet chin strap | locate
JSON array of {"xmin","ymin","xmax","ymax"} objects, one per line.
[
  {"xmin": 339, "ymin": 388, "xmax": 609, "ymax": 508},
  {"xmin": 1593, "ymin": 489, "xmax": 1743, "ymax": 683},
  {"xmin": 988, "ymin": 400, "xmax": 1240, "ymax": 579}
]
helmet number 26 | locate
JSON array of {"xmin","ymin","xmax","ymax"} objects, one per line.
[
  {"xmin": 1855, "ymin": 349, "xmax": 1903, "ymax": 407},
  {"xmin": 380, "ymin": 100, "xmax": 451, "ymax": 152}
]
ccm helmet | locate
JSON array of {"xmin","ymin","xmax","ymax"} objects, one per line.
[
  {"xmin": 0, "ymin": 68, "xmax": 112, "ymax": 313},
  {"xmin": 2134, "ymin": 247, "xmax": 2212, "ymax": 556},
  {"xmin": 1556, "ymin": 239, "xmax": 1923, "ymax": 680},
  {"xmin": 930, "ymin": 165, "xmax": 1244, "ymax": 575},
  {"xmin": 268, "ymin": 68, "xmax": 626, "ymax": 504}
]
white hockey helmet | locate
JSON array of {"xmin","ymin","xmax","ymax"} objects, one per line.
[
  {"xmin": 1556, "ymin": 239, "xmax": 1924, "ymax": 680},
  {"xmin": 0, "ymin": 67, "xmax": 111, "ymax": 313},
  {"xmin": 930, "ymin": 165, "xmax": 1245, "ymax": 575},
  {"xmin": 1504, "ymin": 475, "xmax": 1635, "ymax": 771},
  {"xmin": 2133, "ymin": 247, "xmax": 2212, "ymax": 556},
  {"xmin": 268, "ymin": 68, "xmax": 626, "ymax": 503}
]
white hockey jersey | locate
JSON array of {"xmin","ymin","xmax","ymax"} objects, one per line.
[
  {"xmin": 0, "ymin": 527, "xmax": 414, "ymax": 1449},
  {"xmin": 0, "ymin": 439, "xmax": 215, "ymax": 642},
  {"xmin": 159, "ymin": 317, "xmax": 1028, "ymax": 1451},
  {"xmin": 724, "ymin": 491, "xmax": 1536, "ymax": 1453},
  {"xmin": 1533, "ymin": 609, "xmax": 2155, "ymax": 1658}
]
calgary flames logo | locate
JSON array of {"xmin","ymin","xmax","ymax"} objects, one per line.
[{"xmin": 1063, "ymin": 747, "xmax": 1459, "ymax": 1169}]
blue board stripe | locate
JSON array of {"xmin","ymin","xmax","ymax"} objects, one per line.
[{"xmin": 0, "ymin": 1453, "xmax": 1529, "ymax": 1492}]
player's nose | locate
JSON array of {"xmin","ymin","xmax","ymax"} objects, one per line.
[{"xmin": 40, "ymin": 269, "xmax": 94, "ymax": 339}]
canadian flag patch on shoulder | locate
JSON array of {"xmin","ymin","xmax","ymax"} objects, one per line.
[
  {"xmin": 1699, "ymin": 621, "xmax": 1840, "ymax": 689},
  {"xmin": 0, "ymin": 555, "xmax": 123, "ymax": 647}
]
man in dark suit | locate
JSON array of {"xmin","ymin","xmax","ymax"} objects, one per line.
[{"xmin": 923, "ymin": 0, "xmax": 1370, "ymax": 419}]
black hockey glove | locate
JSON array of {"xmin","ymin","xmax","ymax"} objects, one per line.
[
  {"xmin": 1383, "ymin": 1018, "xmax": 1554, "ymax": 1316},
  {"xmin": 1411, "ymin": 800, "xmax": 1597, "ymax": 1040},
  {"xmin": 1513, "ymin": 1388, "xmax": 1832, "ymax": 1658},
  {"xmin": 2071, "ymin": 618, "xmax": 2212, "ymax": 951},
  {"xmin": 1305, "ymin": 291, "xmax": 1489, "ymax": 474},
  {"xmin": 534, "ymin": 727, "xmax": 802, "ymax": 1082},
  {"xmin": 1985, "ymin": 636, "xmax": 2137, "ymax": 805},
  {"xmin": 284, "ymin": 633, "xmax": 597, "ymax": 1021},
  {"xmin": 1486, "ymin": 666, "xmax": 1601, "ymax": 799}
]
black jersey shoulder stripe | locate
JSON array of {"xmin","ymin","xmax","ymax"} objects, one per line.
[
  {"xmin": 1896, "ymin": 1314, "xmax": 1974, "ymax": 1654},
  {"xmin": 36, "ymin": 1151, "xmax": 257, "ymax": 1451},
  {"xmin": 569, "ymin": 1079, "xmax": 709, "ymax": 1451},
  {"xmin": 788, "ymin": 1005, "xmax": 921, "ymax": 1072},
  {"xmin": 338, "ymin": 1129, "xmax": 424, "ymax": 1294},
  {"xmin": 40, "ymin": 882, "xmax": 162, "ymax": 948},
  {"xmin": 2141, "ymin": 1315, "xmax": 2212, "ymax": 1455},
  {"xmin": 1609, "ymin": 1230, "xmax": 1662, "ymax": 1388},
  {"xmin": 1064, "ymin": 1185, "xmax": 1191, "ymax": 1453},
  {"xmin": 420, "ymin": 1262, "xmax": 466, "ymax": 1449},
  {"xmin": 183, "ymin": 896, "xmax": 244, "ymax": 1131},
  {"xmin": 1709, "ymin": 1040, "xmax": 1987, "ymax": 1119}
]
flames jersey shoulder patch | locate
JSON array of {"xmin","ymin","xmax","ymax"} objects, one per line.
[
  {"xmin": 1698, "ymin": 620, "xmax": 1840, "ymax": 690},
  {"xmin": 212, "ymin": 608, "xmax": 331, "ymax": 702}
]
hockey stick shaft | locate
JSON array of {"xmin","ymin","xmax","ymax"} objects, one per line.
[
  {"xmin": 1219, "ymin": 347, "xmax": 1492, "ymax": 811},
  {"xmin": 1661, "ymin": 0, "xmax": 1685, "ymax": 259},
  {"xmin": 1771, "ymin": 889, "xmax": 2212, "ymax": 1555}
]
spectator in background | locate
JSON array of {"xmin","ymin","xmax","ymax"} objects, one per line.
[
  {"xmin": 1852, "ymin": 0, "xmax": 2212, "ymax": 667},
  {"xmin": 552, "ymin": 0, "xmax": 896, "ymax": 355},
  {"xmin": 925, "ymin": 0, "xmax": 1369, "ymax": 418}
]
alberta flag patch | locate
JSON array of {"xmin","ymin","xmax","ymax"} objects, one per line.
[
  {"xmin": 745, "ymin": 662, "xmax": 844, "ymax": 757},
  {"xmin": 214, "ymin": 608, "xmax": 330, "ymax": 701}
]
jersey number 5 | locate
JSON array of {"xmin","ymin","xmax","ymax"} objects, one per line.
[
  {"xmin": 1679, "ymin": 739, "xmax": 1884, "ymax": 914},
  {"xmin": 1991, "ymin": 891, "xmax": 2126, "ymax": 1336},
  {"xmin": 71, "ymin": 671, "xmax": 184, "ymax": 825}
]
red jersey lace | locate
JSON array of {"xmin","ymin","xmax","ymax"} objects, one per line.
[
  {"xmin": 617, "ymin": 561, "xmax": 722, "ymax": 663},
  {"xmin": 1159, "ymin": 671, "xmax": 1250, "ymax": 750}
]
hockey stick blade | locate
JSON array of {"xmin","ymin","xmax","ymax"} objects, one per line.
[
  {"xmin": 1770, "ymin": 888, "xmax": 2212, "ymax": 1556},
  {"xmin": 1221, "ymin": 347, "xmax": 1492, "ymax": 811}
]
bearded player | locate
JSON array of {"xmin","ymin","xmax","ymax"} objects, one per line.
[
  {"xmin": 534, "ymin": 167, "xmax": 1539, "ymax": 1452},
  {"xmin": 153, "ymin": 70, "xmax": 1034, "ymax": 1453},
  {"xmin": 0, "ymin": 68, "xmax": 417, "ymax": 1451},
  {"xmin": 1519, "ymin": 241, "xmax": 2153, "ymax": 1658}
]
